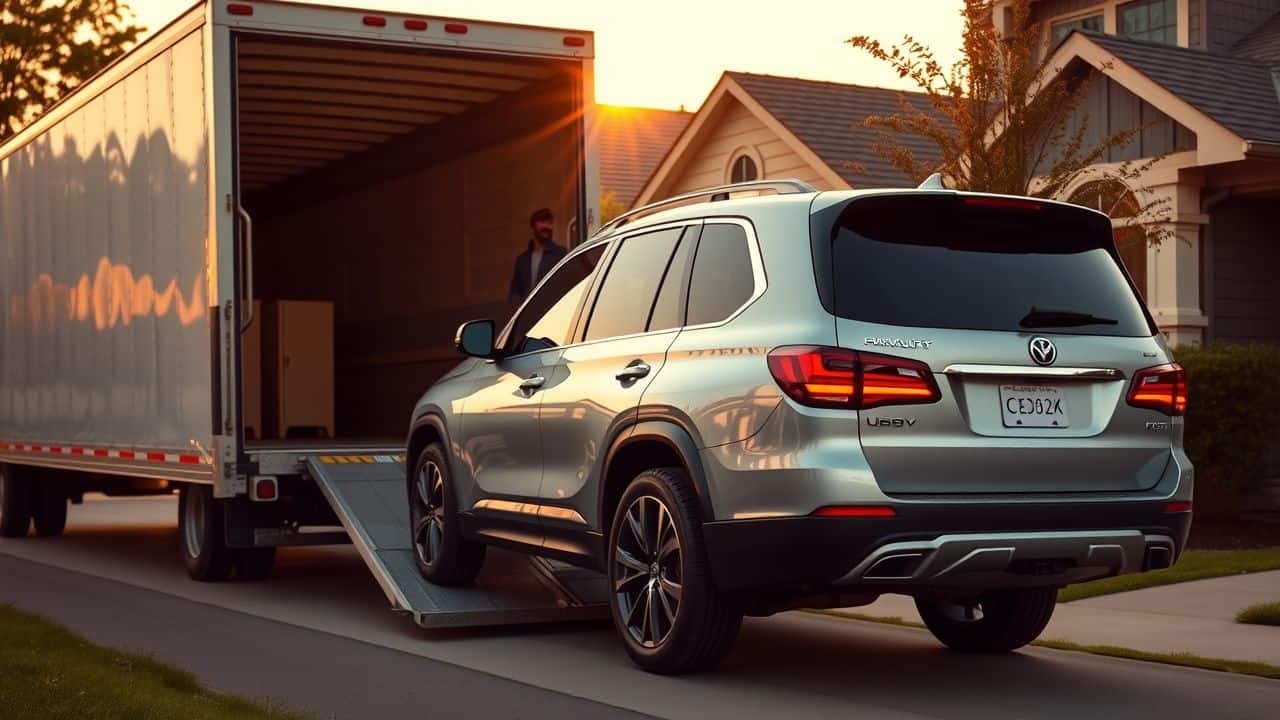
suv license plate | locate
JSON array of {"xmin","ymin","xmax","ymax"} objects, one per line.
[{"xmin": 999, "ymin": 385, "xmax": 1069, "ymax": 428}]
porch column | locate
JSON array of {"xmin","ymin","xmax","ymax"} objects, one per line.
[{"xmin": 1145, "ymin": 182, "xmax": 1208, "ymax": 347}]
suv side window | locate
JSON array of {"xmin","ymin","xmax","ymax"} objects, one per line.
[
  {"xmin": 507, "ymin": 245, "xmax": 605, "ymax": 355},
  {"xmin": 583, "ymin": 227, "xmax": 685, "ymax": 342},
  {"xmin": 686, "ymin": 223, "xmax": 754, "ymax": 326},
  {"xmin": 647, "ymin": 226, "xmax": 698, "ymax": 333}
]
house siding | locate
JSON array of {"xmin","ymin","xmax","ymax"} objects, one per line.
[
  {"xmin": 1205, "ymin": 0, "xmax": 1280, "ymax": 53},
  {"xmin": 1208, "ymin": 196, "xmax": 1280, "ymax": 344},
  {"xmin": 667, "ymin": 97, "xmax": 827, "ymax": 196}
]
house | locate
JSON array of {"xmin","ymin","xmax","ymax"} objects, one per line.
[
  {"xmin": 594, "ymin": 105, "xmax": 691, "ymax": 211},
  {"xmin": 993, "ymin": 0, "xmax": 1280, "ymax": 346},
  {"xmin": 636, "ymin": 71, "xmax": 939, "ymax": 205}
]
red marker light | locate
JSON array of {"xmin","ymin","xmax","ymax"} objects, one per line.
[
  {"xmin": 404, "ymin": 19, "xmax": 427, "ymax": 31},
  {"xmin": 1165, "ymin": 501, "xmax": 1192, "ymax": 513},
  {"xmin": 813, "ymin": 505, "xmax": 897, "ymax": 518},
  {"xmin": 563, "ymin": 36, "xmax": 586, "ymax": 47},
  {"xmin": 227, "ymin": 3, "xmax": 253, "ymax": 15},
  {"xmin": 362, "ymin": 15, "xmax": 386, "ymax": 27},
  {"xmin": 444, "ymin": 23, "xmax": 468, "ymax": 34}
]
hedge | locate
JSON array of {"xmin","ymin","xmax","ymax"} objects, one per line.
[{"xmin": 1173, "ymin": 343, "xmax": 1280, "ymax": 514}]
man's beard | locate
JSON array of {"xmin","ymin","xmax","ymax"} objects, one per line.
[{"xmin": 535, "ymin": 228, "xmax": 553, "ymax": 243}]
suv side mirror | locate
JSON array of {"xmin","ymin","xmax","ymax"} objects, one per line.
[{"xmin": 455, "ymin": 319, "xmax": 495, "ymax": 358}]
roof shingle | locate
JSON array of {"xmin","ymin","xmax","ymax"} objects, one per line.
[
  {"xmin": 596, "ymin": 105, "xmax": 691, "ymax": 208},
  {"xmin": 1082, "ymin": 31, "xmax": 1280, "ymax": 144},
  {"xmin": 727, "ymin": 72, "xmax": 941, "ymax": 188}
]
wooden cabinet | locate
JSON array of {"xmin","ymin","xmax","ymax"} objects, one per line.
[{"xmin": 242, "ymin": 300, "xmax": 335, "ymax": 440}]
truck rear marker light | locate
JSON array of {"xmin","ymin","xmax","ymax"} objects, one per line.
[
  {"xmin": 1165, "ymin": 501, "xmax": 1192, "ymax": 513},
  {"xmin": 563, "ymin": 36, "xmax": 586, "ymax": 47},
  {"xmin": 404, "ymin": 19, "xmax": 428, "ymax": 31},
  {"xmin": 362, "ymin": 15, "xmax": 386, "ymax": 27},
  {"xmin": 444, "ymin": 23, "xmax": 468, "ymax": 34},
  {"xmin": 963, "ymin": 196, "xmax": 1042, "ymax": 212},
  {"xmin": 813, "ymin": 505, "xmax": 897, "ymax": 518},
  {"xmin": 767, "ymin": 346, "xmax": 941, "ymax": 410},
  {"xmin": 226, "ymin": 3, "xmax": 253, "ymax": 15},
  {"xmin": 1127, "ymin": 363, "xmax": 1186, "ymax": 416}
]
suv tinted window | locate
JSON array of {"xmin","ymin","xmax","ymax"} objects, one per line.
[
  {"xmin": 585, "ymin": 228, "xmax": 684, "ymax": 342},
  {"xmin": 686, "ymin": 223, "xmax": 754, "ymax": 326},
  {"xmin": 509, "ymin": 245, "xmax": 604, "ymax": 354},
  {"xmin": 647, "ymin": 226, "xmax": 698, "ymax": 333},
  {"xmin": 828, "ymin": 195, "xmax": 1153, "ymax": 337}
]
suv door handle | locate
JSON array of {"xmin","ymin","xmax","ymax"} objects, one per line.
[
  {"xmin": 519, "ymin": 375, "xmax": 546, "ymax": 391},
  {"xmin": 615, "ymin": 362, "xmax": 651, "ymax": 382}
]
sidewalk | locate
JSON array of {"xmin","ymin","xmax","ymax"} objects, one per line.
[{"xmin": 843, "ymin": 570, "xmax": 1280, "ymax": 665}]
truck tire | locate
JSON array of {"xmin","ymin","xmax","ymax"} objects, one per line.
[
  {"xmin": 915, "ymin": 587, "xmax": 1057, "ymax": 653},
  {"xmin": 0, "ymin": 464, "xmax": 33, "ymax": 538},
  {"xmin": 234, "ymin": 547, "xmax": 277, "ymax": 581},
  {"xmin": 178, "ymin": 484, "xmax": 233, "ymax": 581},
  {"xmin": 32, "ymin": 481, "xmax": 67, "ymax": 537},
  {"xmin": 410, "ymin": 443, "xmax": 485, "ymax": 586},
  {"xmin": 608, "ymin": 467, "xmax": 743, "ymax": 675}
]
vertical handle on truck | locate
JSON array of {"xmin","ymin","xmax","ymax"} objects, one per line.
[{"xmin": 239, "ymin": 206, "xmax": 254, "ymax": 332}]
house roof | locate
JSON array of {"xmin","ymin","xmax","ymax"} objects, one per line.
[
  {"xmin": 595, "ymin": 105, "xmax": 691, "ymax": 208},
  {"xmin": 726, "ymin": 71, "xmax": 940, "ymax": 187},
  {"xmin": 1232, "ymin": 10, "xmax": 1280, "ymax": 64},
  {"xmin": 1081, "ymin": 31, "xmax": 1280, "ymax": 144}
]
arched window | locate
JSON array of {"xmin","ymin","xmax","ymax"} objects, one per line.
[
  {"xmin": 1067, "ymin": 179, "xmax": 1147, "ymax": 299},
  {"xmin": 729, "ymin": 153, "xmax": 758, "ymax": 184}
]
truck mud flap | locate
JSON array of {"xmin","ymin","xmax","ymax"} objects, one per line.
[{"xmin": 303, "ymin": 455, "xmax": 609, "ymax": 629}]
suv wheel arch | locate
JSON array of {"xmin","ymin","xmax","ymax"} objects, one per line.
[{"xmin": 600, "ymin": 418, "xmax": 714, "ymax": 537}]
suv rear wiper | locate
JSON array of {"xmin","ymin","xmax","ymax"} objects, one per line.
[{"xmin": 1019, "ymin": 306, "xmax": 1118, "ymax": 328}]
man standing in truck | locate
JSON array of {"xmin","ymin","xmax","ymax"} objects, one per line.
[{"xmin": 508, "ymin": 207, "xmax": 567, "ymax": 304}]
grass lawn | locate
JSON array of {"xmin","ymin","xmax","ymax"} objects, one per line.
[
  {"xmin": 1236, "ymin": 601, "xmax": 1280, "ymax": 627},
  {"xmin": 1058, "ymin": 547, "xmax": 1280, "ymax": 603},
  {"xmin": 0, "ymin": 603, "xmax": 309, "ymax": 720}
]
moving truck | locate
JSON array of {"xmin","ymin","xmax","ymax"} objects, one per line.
[{"xmin": 0, "ymin": 1, "xmax": 607, "ymax": 621}]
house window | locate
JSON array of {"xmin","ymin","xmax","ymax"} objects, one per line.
[
  {"xmin": 1051, "ymin": 13, "xmax": 1104, "ymax": 44},
  {"xmin": 729, "ymin": 154, "xmax": 758, "ymax": 183},
  {"xmin": 1067, "ymin": 179, "xmax": 1147, "ymax": 299},
  {"xmin": 1120, "ymin": 0, "xmax": 1177, "ymax": 45}
]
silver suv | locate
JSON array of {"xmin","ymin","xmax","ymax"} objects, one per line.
[{"xmin": 405, "ymin": 180, "xmax": 1193, "ymax": 674}]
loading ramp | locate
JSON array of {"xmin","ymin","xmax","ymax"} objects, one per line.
[{"xmin": 304, "ymin": 455, "xmax": 609, "ymax": 629}]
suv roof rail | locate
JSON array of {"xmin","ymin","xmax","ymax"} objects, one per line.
[{"xmin": 597, "ymin": 178, "xmax": 817, "ymax": 235}]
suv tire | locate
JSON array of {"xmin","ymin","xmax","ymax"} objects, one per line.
[
  {"xmin": 915, "ymin": 587, "xmax": 1057, "ymax": 652},
  {"xmin": 608, "ymin": 467, "xmax": 742, "ymax": 675},
  {"xmin": 0, "ymin": 464, "xmax": 32, "ymax": 538},
  {"xmin": 410, "ymin": 443, "xmax": 485, "ymax": 586}
]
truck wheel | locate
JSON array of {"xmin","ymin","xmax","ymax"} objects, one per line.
[
  {"xmin": 234, "ymin": 547, "xmax": 277, "ymax": 581},
  {"xmin": 410, "ymin": 443, "xmax": 485, "ymax": 586},
  {"xmin": 178, "ymin": 484, "xmax": 233, "ymax": 581},
  {"xmin": 915, "ymin": 587, "xmax": 1057, "ymax": 653},
  {"xmin": 0, "ymin": 464, "xmax": 33, "ymax": 538},
  {"xmin": 608, "ymin": 467, "xmax": 743, "ymax": 675},
  {"xmin": 32, "ymin": 482, "xmax": 67, "ymax": 537}
]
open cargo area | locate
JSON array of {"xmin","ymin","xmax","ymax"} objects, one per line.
[{"xmin": 236, "ymin": 35, "xmax": 587, "ymax": 442}]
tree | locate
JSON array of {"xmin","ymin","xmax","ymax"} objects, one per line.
[
  {"xmin": 0, "ymin": 0, "xmax": 144, "ymax": 141},
  {"xmin": 847, "ymin": 0, "xmax": 1164, "ymax": 223},
  {"xmin": 600, "ymin": 189, "xmax": 627, "ymax": 224}
]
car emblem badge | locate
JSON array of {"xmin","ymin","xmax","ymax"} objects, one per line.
[{"xmin": 1029, "ymin": 337, "xmax": 1057, "ymax": 366}]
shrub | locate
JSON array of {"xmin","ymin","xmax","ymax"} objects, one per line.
[{"xmin": 1173, "ymin": 343, "xmax": 1280, "ymax": 514}]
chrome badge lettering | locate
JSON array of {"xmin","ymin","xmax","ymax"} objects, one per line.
[
  {"xmin": 866, "ymin": 417, "xmax": 917, "ymax": 428},
  {"xmin": 864, "ymin": 337, "xmax": 933, "ymax": 350}
]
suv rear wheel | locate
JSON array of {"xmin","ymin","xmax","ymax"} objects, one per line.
[
  {"xmin": 410, "ymin": 443, "xmax": 485, "ymax": 586},
  {"xmin": 915, "ymin": 587, "xmax": 1057, "ymax": 652},
  {"xmin": 608, "ymin": 467, "xmax": 742, "ymax": 674}
]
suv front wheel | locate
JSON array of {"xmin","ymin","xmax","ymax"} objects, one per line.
[
  {"xmin": 915, "ymin": 587, "xmax": 1057, "ymax": 652},
  {"xmin": 410, "ymin": 443, "xmax": 485, "ymax": 586},
  {"xmin": 608, "ymin": 467, "xmax": 742, "ymax": 674}
]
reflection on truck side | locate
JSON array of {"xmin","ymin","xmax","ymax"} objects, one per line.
[{"xmin": 8, "ymin": 257, "xmax": 205, "ymax": 331}]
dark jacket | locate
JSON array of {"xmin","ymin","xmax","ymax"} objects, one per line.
[{"xmin": 508, "ymin": 240, "xmax": 567, "ymax": 303}]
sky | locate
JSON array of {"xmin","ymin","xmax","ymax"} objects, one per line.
[{"xmin": 125, "ymin": 0, "xmax": 965, "ymax": 111}]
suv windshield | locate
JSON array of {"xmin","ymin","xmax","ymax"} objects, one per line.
[{"xmin": 826, "ymin": 195, "xmax": 1154, "ymax": 337}]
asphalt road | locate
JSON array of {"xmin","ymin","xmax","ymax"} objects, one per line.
[{"xmin": 2, "ymin": 495, "xmax": 1278, "ymax": 720}]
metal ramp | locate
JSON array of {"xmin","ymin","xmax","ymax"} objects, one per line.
[{"xmin": 304, "ymin": 455, "xmax": 609, "ymax": 629}]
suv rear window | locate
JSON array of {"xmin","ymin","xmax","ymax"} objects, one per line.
[{"xmin": 825, "ymin": 195, "xmax": 1154, "ymax": 337}]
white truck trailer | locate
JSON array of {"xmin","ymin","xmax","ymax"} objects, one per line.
[{"xmin": 0, "ymin": 0, "xmax": 606, "ymax": 626}]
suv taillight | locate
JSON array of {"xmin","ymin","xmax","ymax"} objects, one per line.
[
  {"xmin": 1127, "ymin": 363, "xmax": 1187, "ymax": 416},
  {"xmin": 767, "ymin": 346, "xmax": 941, "ymax": 410}
]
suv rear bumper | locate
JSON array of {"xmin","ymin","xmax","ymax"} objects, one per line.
[{"xmin": 701, "ymin": 500, "xmax": 1191, "ymax": 594}]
